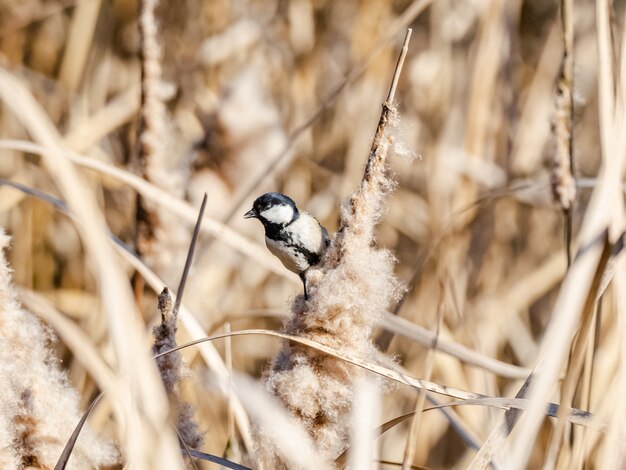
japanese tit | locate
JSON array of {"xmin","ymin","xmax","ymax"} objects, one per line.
[{"xmin": 244, "ymin": 192, "xmax": 330, "ymax": 299}]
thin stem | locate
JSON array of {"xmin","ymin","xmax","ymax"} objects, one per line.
[
  {"xmin": 173, "ymin": 193, "xmax": 208, "ymax": 317},
  {"xmin": 387, "ymin": 29, "xmax": 413, "ymax": 104}
]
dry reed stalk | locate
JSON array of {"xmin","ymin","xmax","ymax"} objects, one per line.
[
  {"xmin": 196, "ymin": 300, "xmax": 529, "ymax": 380},
  {"xmin": 0, "ymin": 67, "xmax": 184, "ymax": 469},
  {"xmin": 0, "ymin": 139, "xmax": 289, "ymax": 278},
  {"xmin": 511, "ymin": 24, "xmax": 561, "ymax": 174},
  {"xmin": 548, "ymin": 239, "xmax": 612, "ymax": 468},
  {"xmin": 348, "ymin": 379, "xmax": 381, "ymax": 469},
  {"xmin": 151, "ymin": 195, "xmax": 206, "ymax": 452},
  {"xmin": 159, "ymin": 329, "xmax": 600, "ymax": 428},
  {"xmin": 255, "ymin": 30, "xmax": 411, "ymax": 465},
  {"xmin": 602, "ymin": 262, "xmax": 626, "ymax": 468},
  {"xmin": 597, "ymin": 18, "xmax": 626, "ymax": 464},
  {"xmin": 400, "ymin": 302, "xmax": 442, "ymax": 469},
  {"xmin": 501, "ymin": 0, "xmax": 626, "ymax": 468},
  {"xmin": 380, "ymin": 312, "xmax": 529, "ymax": 378},
  {"xmin": 0, "ymin": 230, "xmax": 118, "ymax": 469},
  {"xmin": 58, "ymin": 0, "xmax": 101, "ymax": 91}
]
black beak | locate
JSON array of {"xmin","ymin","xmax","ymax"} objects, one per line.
[{"xmin": 244, "ymin": 208, "xmax": 257, "ymax": 219}]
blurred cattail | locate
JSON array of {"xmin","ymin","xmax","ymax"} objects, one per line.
[
  {"xmin": 256, "ymin": 32, "xmax": 411, "ymax": 466},
  {"xmin": 136, "ymin": 0, "xmax": 191, "ymax": 286},
  {"xmin": 0, "ymin": 230, "xmax": 119, "ymax": 469},
  {"xmin": 551, "ymin": 0, "xmax": 576, "ymax": 213},
  {"xmin": 152, "ymin": 287, "xmax": 204, "ymax": 450}
]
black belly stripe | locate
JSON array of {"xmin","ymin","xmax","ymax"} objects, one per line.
[
  {"xmin": 296, "ymin": 245, "xmax": 321, "ymax": 266},
  {"xmin": 264, "ymin": 223, "xmax": 322, "ymax": 267}
]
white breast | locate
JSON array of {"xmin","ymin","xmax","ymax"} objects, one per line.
[
  {"xmin": 265, "ymin": 237, "xmax": 310, "ymax": 273},
  {"xmin": 264, "ymin": 213, "xmax": 327, "ymax": 274},
  {"xmin": 288, "ymin": 213, "xmax": 326, "ymax": 254}
]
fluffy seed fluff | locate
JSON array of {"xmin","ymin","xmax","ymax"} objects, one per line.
[
  {"xmin": 256, "ymin": 104, "xmax": 405, "ymax": 465},
  {"xmin": 0, "ymin": 229, "xmax": 119, "ymax": 469}
]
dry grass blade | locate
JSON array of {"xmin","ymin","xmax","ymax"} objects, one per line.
[
  {"xmin": 380, "ymin": 312, "xmax": 529, "ymax": 379},
  {"xmin": 401, "ymin": 300, "xmax": 442, "ymax": 469},
  {"xmin": 175, "ymin": 427, "xmax": 200, "ymax": 470},
  {"xmin": 548, "ymin": 236, "xmax": 615, "ymax": 466},
  {"xmin": 337, "ymin": 406, "xmax": 481, "ymax": 468},
  {"xmin": 0, "ymin": 178, "xmax": 71, "ymax": 213},
  {"xmin": 154, "ymin": 329, "xmax": 602, "ymax": 430},
  {"xmin": 184, "ymin": 449, "xmax": 252, "ymax": 470},
  {"xmin": 336, "ymin": 411, "xmax": 421, "ymax": 467},
  {"xmin": 53, "ymin": 393, "xmax": 104, "ymax": 470},
  {"xmin": 173, "ymin": 193, "xmax": 207, "ymax": 316},
  {"xmin": 376, "ymin": 460, "xmax": 429, "ymax": 470}
]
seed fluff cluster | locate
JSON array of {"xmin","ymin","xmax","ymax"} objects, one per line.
[
  {"xmin": 256, "ymin": 104, "xmax": 405, "ymax": 466},
  {"xmin": 0, "ymin": 230, "xmax": 118, "ymax": 469}
]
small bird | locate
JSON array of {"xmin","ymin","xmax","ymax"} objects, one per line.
[{"xmin": 244, "ymin": 192, "xmax": 330, "ymax": 299}]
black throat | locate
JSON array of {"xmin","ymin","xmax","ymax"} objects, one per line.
[{"xmin": 262, "ymin": 210, "xmax": 299, "ymax": 242}]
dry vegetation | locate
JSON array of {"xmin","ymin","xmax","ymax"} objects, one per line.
[{"xmin": 0, "ymin": 0, "xmax": 625, "ymax": 469}]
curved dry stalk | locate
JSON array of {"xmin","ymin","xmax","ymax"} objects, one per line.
[
  {"xmin": 0, "ymin": 139, "xmax": 289, "ymax": 278},
  {"xmin": 154, "ymin": 328, "xmax": 603, "ymax": 431},
  {"xmin": 0, "ymin": 176, "xmax": 256, "ymax": 453},
  {"xmin": 0, "ymin": 64, "xmax": 183, "ymax": 469}
]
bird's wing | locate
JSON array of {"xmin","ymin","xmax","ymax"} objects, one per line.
[{"xmin": 321, "ymin": 224, "xmax": 330, "ymax": 247}]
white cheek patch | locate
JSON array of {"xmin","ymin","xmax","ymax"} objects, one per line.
[{"xmin": 260, "ymin": 204, "xmax": 294, "ymax": 224}]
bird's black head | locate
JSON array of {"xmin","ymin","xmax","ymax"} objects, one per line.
[{"xmin": 244, "ymin": 192, "xmax": 299, "ymax": 227}]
